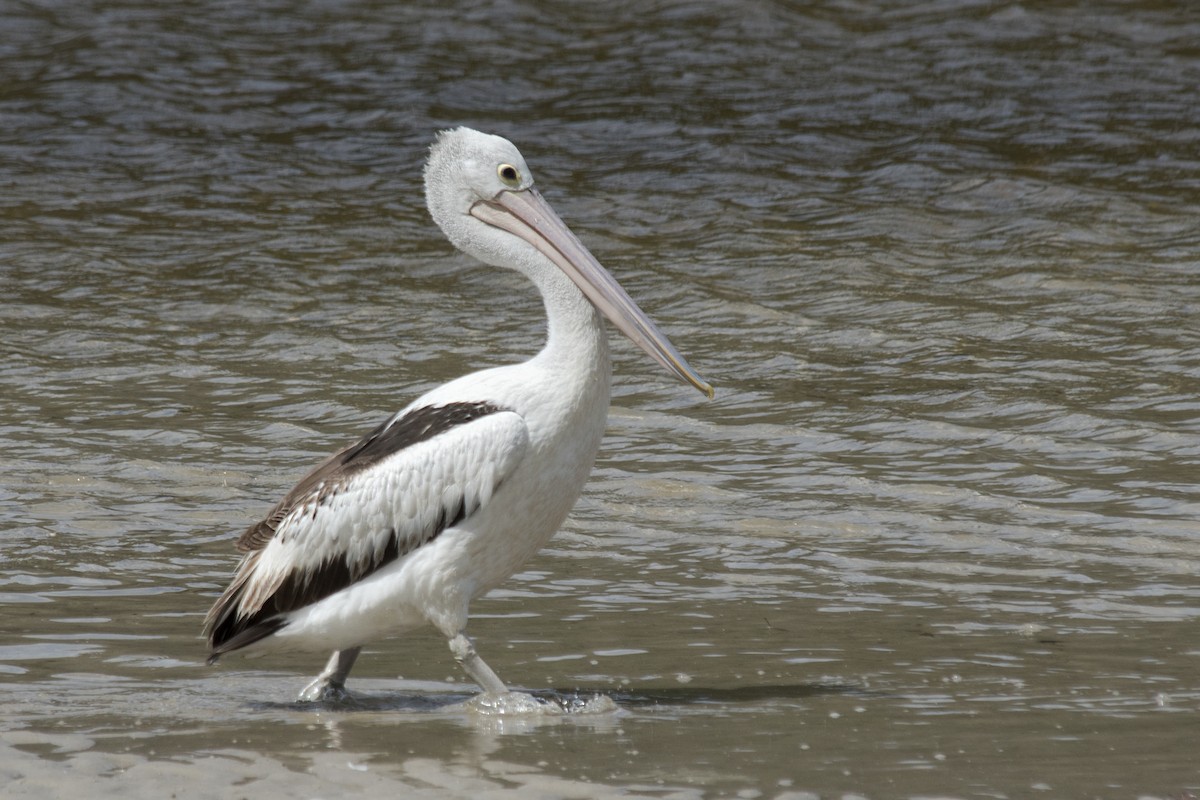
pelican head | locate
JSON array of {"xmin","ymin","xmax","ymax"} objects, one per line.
[{"xmin": 424, "ymin": 127, "xmax": 713, "ymax": 399}]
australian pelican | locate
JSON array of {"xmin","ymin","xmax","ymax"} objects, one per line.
[{"xmin": 203, "ymin": 127, "xmax": 712, "ymax": 702}]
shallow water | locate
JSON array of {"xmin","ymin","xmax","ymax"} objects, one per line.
[{"xmin": 2, "ymin": 1, "xmax": 1199, "ymax": 798}]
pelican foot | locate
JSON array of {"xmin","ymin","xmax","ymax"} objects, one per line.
[
  {"xmin": 298, "ymin": 646, "xmax": 363, "ymax": 703},
  {"xmin": 298, "ymin": 678, "xmax": 353, "ymax": 704},
  {"xmin": 463, "ymin": 690, "xmax": 558, "ymax": 716}
]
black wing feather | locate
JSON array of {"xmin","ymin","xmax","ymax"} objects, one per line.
[{"xmin": 204, "ymin": 402, "xmax": 505, "ymax": 660}]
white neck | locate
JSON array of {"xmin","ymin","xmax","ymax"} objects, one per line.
[{"xmin": 523, "ymin": 258, "xmax": 612, "ymax": 396}]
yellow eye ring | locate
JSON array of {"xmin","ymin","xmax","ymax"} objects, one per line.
[{"xmin": 497, "ymin": 163, "xmax": 521, "ymax": 187}]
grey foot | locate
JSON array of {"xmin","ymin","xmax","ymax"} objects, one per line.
[
  {"xmin": 298, "ymin": 677, "xmax": 353, "ymax": 703},
  {"xmin": 297, "ymin": 646, "xmax": 362, "ymax": 703},
  {"xmin": 465, "ymin": 690, "xmax": 555, "ymax": 714}
]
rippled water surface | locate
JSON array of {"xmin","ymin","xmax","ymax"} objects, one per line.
[{"xmin": 3, "ymin": 1, "xmax": 1199, "ymax": 798}]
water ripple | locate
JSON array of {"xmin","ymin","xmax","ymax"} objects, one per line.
[{"xmin": 2, "ymin": 0, "xmax": 1199, "ymax": 796}]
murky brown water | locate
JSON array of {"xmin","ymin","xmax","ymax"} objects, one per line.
[{"xmin": 3, "ymin": 1, "xmax": 1199, "ymax": 798}]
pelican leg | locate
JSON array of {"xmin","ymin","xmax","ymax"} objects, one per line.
[
  {"xmin": 298, "ymin": 646, "xmax": 362, "ymax": 702},
  {"xmin": 448, "ymin": 633, "xmax": 508, "ymax": 696}
]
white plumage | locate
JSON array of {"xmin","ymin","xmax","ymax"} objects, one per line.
[{"xmin": 203, "ymin": 127, "xmax": 711, "ymax": 701}]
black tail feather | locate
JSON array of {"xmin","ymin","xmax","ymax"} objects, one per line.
[{"xmin": 206, "ymin": 615, "xmax": 288, "ymax": 664}]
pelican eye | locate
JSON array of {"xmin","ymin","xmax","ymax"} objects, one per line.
[{"xmin": 497, "ymin": 163, "xmax": 521, "ymax": 187}]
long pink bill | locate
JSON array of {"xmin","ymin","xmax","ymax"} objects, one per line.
[{"xmin": 471, "ymin": 188, "xmax": 714, "ymax": 399}]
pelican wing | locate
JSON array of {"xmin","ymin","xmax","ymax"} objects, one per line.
[{"xmin": 203, "ymin": 401, "xmax": 527, "ymax": 659}]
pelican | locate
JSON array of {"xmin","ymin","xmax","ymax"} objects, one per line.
[{"xmin": 203, "ymin": 127, "xmax": 712, "ymax": 702}]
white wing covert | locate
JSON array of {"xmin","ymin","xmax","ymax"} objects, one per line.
[{"xmin": 203, "ymin": 402, "xmax": 528, "ymax": 658}]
